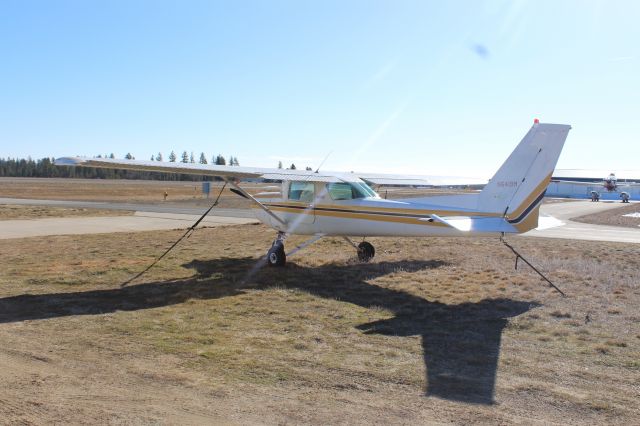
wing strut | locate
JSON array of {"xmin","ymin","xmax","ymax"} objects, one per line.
[{"xmin": 227, "ymin": 180, "xmax": 287, "ymax": 226}]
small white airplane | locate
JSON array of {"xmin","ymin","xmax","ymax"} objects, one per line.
[
  {"xmin": 56, "ymin": 121, "xmax": 571, "ymax": 267},
  {"xmin": 551, "ymin": 172, "xmax": 637, "ymax": 202}
]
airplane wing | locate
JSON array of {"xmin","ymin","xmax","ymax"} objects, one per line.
[
  {"xmin": 55, "ymin": 156, "xmax": 488, "ymax": 187},
  {"xmin": 355, "ymin": 172, "xmax": 487, "ymax": 187},
  {"xmin": 54, "ymin": 157, "xmax": 360, "ymax": 183}
]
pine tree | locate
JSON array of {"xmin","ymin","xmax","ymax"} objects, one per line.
[
  {"xmin": 215, "ymin": 155, "xmax": 226, "ymax": 165},
  {"xmin": 156, "ymin": 152, "xmax": 163, "ymax": 161},
  {"xmin": 181, "ymin": 151, "xmax": 189, "ymax": 163},
  {"xmin": 125, "ymin": 153, "xmax": 134, "ymax": 160},
  {"xmin": 169, "ymin": 151, "xmax": 177, "ymax": 162},
  {"xmin": 109, "ymin": 153, "xmax": 115, "ymax": 159},
  {"xmin": 150, "ymin": 155, "xmax": 154, "ymax": 161},
  {"xmin": 189, "ymin": 152, "xmax": 195, "ymax": 163},
  {"xmin": 199, "ymin": 152, "xmax": 208, "ymax": 164},
  {"xmin": 305, "ymin": 166, "xmax": 312, "ymax": 171},
  {"xmin": 278, "ymin": 161, "xmax": 283, "ymax": 169},
  {"xmin": 290, "ymin": 163, "xmax": 296, "ymax": 170}
]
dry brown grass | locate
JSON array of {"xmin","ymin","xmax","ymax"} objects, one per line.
[
  {"xmin": 0, "ymin": 205, "xmax": 133, "ymax": 220},
  {"xmin": 573, "ymin": 202, "xmax": 640, "ymax": 228},
  {"xmin": 0, "ymin": 225, "xmax": 639, "ymax": 424}
]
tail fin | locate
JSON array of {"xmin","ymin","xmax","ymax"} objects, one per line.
[{"xmin": 477, "ymin": 122, "xmax": 571, "ymax": 231}]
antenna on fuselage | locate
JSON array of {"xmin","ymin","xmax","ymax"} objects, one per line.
[{"xmin": 315, "ymin": 151, "xmax": 333, "ymax": 173}]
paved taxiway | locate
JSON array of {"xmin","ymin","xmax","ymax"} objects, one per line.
[
  {"xmin": 0, "ymin": 212, "xmax": 258, "ymax": 240},
  {"xmin": 0, "ymin": 197, "xmax": 259, "ymax": 240},
  {"xmin": 1, "ymin": 197, "xmax": 639, "ymax": 243}
]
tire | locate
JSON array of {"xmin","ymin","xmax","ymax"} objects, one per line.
[
  {"xmin": 267, "ymin": 244, "xmax": 286, "ymax": 267},
  {"xmin": 357, "ymin": 241, "xmax": 375, "ymax": 262}
]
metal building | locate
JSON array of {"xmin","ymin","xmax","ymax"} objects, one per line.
[{"xmin": 547, "ymin": 169, "xmax": 640, "ymax": 201}]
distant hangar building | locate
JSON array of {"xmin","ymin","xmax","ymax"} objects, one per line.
[{"xmin": 546, "ymin": 169, "xmax": 640, "ymax": 201}]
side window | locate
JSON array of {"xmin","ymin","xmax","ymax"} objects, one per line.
[
  {"xmin": 327, "ymin": 183, "xmax": 354, "ymax": 200},
  {"xmin": 288, "ymin": 182, "xmax": 315, "ymax": 202}
]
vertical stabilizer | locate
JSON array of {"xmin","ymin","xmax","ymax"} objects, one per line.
[{"xmin": 477, "ymin": 122, "xmax": 571, "ymax": 230}]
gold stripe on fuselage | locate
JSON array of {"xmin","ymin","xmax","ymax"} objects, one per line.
[
  {"xmin": 264, "ymin": 201, "xmax": 500, "ymax": 218},
  {"xmin": 260, "ymin": 205, "xmax": 449, "ymax": 227}
]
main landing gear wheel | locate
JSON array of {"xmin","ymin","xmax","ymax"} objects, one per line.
[
  {"xmin": 357, "ymin": 241, "xmax": 375, "ymax": 262},
  {"xmin": 267, "ymin": 242, "xmax": 286, "ymax": 267}
]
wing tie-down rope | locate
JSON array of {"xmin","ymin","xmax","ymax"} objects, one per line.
[
  {"xmin": 121, "ymin": 182, "xmax": 228, "ymax": 287},
  {"xmin": 500, "ymin": 236, "xmax": 566, "ymax": 297}
]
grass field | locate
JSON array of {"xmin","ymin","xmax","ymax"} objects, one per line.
[
  {"xmin": 1, "ymin": 224, "xmax": 638, "ymax": 424},
  {"xmin": 0, "ymin": 177, "xmax": 250, "ymax": 204},
  {"xmin": 0, "ymin": 205, "xmax": 133, "ymax": 220},
  {"xmin": 574, "ymin": 202, "xmax": 640, "ymax": 229}
]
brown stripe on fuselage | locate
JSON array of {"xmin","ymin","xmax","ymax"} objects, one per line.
[{"xmin": 504, "ymin": 173, "xmax": 552, "ymax": 220}]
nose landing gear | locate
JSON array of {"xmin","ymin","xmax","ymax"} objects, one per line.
[
  {"xmin": 357, "ymin": 241, "xmax": 375, "ymax": 262},
  {"xmin": 342, "ymin": 237, "xmax": 375, "ymax": 262}
]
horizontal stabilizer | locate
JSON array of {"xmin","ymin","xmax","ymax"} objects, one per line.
[{"xmin": 420, "ymin": 215, "xmax": 517, "ymax": 233}]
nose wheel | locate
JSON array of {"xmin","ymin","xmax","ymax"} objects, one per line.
[{"xmin": 357, "ymin": 241, "xmax": 375, "ymax": 262}]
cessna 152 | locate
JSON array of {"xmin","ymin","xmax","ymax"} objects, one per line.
[{"xmin": 56, "ymin": 121, "xmax": 571, "ymax": 267}]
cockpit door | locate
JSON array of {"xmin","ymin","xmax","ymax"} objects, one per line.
[{"xmin": 285, "ymin": 181, "xmax": 316, "ymax": 224}]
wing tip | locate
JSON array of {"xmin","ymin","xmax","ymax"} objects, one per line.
[{"xmin": 54, "ymin": 157, "xmax": 87, "ymax": 166}]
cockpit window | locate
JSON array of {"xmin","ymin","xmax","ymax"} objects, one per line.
[
  {"xmin": 327, "ymin": 182, "xmax": 378, "ymax": 200},
  {"xmin": 288, "ymin": 181, "xmax": 315, "ymax": 202}
]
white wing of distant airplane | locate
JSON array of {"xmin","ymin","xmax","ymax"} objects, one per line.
[
  {"xmin": 54, "ymin": 157, "xmax": 488, "ymax": 187},
  {"xmin": 550, "ymin": 179, "xmax": 640, "ymax": 185}
]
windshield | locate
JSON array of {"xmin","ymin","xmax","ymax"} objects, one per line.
[{"xmin": 327, "ymin": 182, "xmax": 378, "ymax": 200}]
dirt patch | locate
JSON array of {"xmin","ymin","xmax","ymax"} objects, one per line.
[
  {"xmin": 573, "ymin": 203, "xmax": 640, "ymax": 228},
  {"xmin": 0, "ymin": 226, "xmax": 639, "ymax": 424},
  {"xmin": 0, "ymin": 205, "xmax": 133, "ymax": 220}
]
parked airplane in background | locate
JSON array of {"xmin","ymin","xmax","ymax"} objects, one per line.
[
  {"xmin": 550, "ymin": 172, "xmax": 638, "ymax": 202},
  {"xmin": 56, "ymin": 121, "xmax": 571, "ymax": 267}
]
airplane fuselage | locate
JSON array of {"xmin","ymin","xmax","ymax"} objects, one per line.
[
  {"xmin": 250, "ymin": 179, "xmax": 537, "ymax": 237},
  {"xmin": 252, "ymin": 197, "xmax": 477, "ymax": 237}
]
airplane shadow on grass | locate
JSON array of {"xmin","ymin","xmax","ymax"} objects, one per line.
[{"xmin": 0, "ymin": 257, "xmax": 538, "ymax": 405}]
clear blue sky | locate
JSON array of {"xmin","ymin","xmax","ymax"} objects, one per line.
[{"xmin": 1, "ymin": 0, "xmax": 638, "ymax": 177}]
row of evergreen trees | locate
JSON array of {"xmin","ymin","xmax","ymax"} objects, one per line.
[
  {"xmin": 113, "ymin": 151, "xmax": 240, "ymax": 166},
  {"xmin": 0, "ymin": 154, "xmax": 239, "ymax": 181}
]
